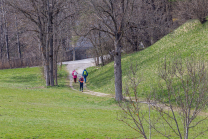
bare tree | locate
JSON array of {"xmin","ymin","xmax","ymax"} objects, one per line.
[
  {"xmin": 87, "ymin": 28, "xmax": 109, "ymax": 66},
  {"xmin": 8, "ymin": 0, "xmax": 76, "ymax": 86},
  {"xmin": 0, "ymin": 1, "xmax": 3, "ymax": 59},
  {"xmin": 84, "ymin": 0, "xmax": 134, "ymax": 101},
  {"xmin": 88, "ymin": 31, "xmax": 101, "ymax": 66},
  {"xmin": 151, "ymin": 57, "xmax": 208, "ymax": 139},
  {"xmin": 81, "ymin": 0, "xmax": 176, "ymax": 101},
  {"xmin": 124, "ymin": 0, "xmax": 174, "ymax": 51},
  {"xmin": 15, "ymin": 15, "xmax": 21, "ymax": 59},
  {"xmin": 175, "ymin": 0, "xmax": 208, "ymax": 24},
  {"xmin": 8, "ymin": 0, "xmax": 50, "ymax": 85},
  {"xmin": 118, "ymin": 62, "xmax": 149, "ymax": 139},
  {"xmin": 47, "ymin": 0, "xmax": 54, "ymax": 86},
  {"xmin": 1, "ymin": 0, "xmax": 9, "ymax": 60},
  {"xmin": 119, "ymin": 57, "xmax": 208, "ymax": 139}
]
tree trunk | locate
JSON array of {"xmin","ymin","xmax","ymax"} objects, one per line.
[
  {"xmin": 44, "ymin": 40, "xmax": 50, "ymax": 87},
  {"xmin": 73, "ymin": 47, "xmax": 75, "ymax": 61},
  {"xmin": 54, "ymin": 51, "xmax": 58, "ymax": 86},
  {"xmin": 45, "ymin": 62, "xmax": 50, "ymax": 86},
  {"xmin": 5, "ymin": 33, "xmax": 9, "ymax": 60},
  {"xmin": 114, "ymin": 37, "xmax": 123, "ymax": 101},
  {"xmin": 0, "ymin": 17, "xmax": 3, "ymax": 59},
  {"xmin": 48, "ymin": 4, "xmax": 54, "ymax": 86},
  {"xmin": 49, "ymin": 37, "xmax": 54, "ymax": 86},
  {"xmin": 94, "ymin": 57, "xmax": 98, "ymax": 66},
  {"xmin": 185, "ymin": 123, "xmax": 189, "ymax": 139},
  {"xmin": 72, "ymin": 30, "xmax": 76, "ymax": 61},
  {"xmin": 53, "ymin": 15, "xmax": 59, "ymax": 86},
  {"xmin": 98, "ymin": 30, "xmax": 104, "ymax": 66},
  {"xmin": 15, "ymin": 15, "xmax": 21, "ymax": 59},
  {"xmin": 97, "ymin": 56, "xmax": 99, "ymax": 65},
  {"xmin": 101, "ymin": 55, "xmax": 104, "ymax": 66},
  {"xmin": 40, "ymin": 26, "xmax": 50, "ymax": 87},
  {"xmin": 1, "ymin": 0, "xmax": 9, "ymax": 60},
  {"xmin": 53, "ymin": 45, "xmax": 58, "ymax": 86},
  {"xmin": 95, "ymin": 49, "xmax": 99, "ymax": 66},
  {"xmin": 45, "ymin": 55, "xmax": 50, "ymax": 87},
  {"xmin": 133, "ymin": 36, "xmax": 138, "ymax": 52}
]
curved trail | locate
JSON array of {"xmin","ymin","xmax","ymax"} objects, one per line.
[
  {"xmin": 63, "ymin": 58, "xmax": 154, "ymax": 101},
  {"xmin": 63, "ymin": 58, "xmax": 208, "ymax": 116},
  {"xmin": 63, "ymin": 58, "xmax": 110, "ymax": 97}
]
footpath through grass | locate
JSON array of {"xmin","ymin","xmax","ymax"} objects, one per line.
[
  {"xmin": 0, "ymin": 66, "xmax": 142, "ymax": 138},
  {"xmin": 1, "ymin": 64, "xmax": 208, "ymax": 138},
  {"xmin": 87, "ymin": 20, "xmax": 208, "ymax": 97}
]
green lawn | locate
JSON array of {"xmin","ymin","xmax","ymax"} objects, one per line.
[
  {"xmin": 87, "ymin": 20, "xmax": 208, "ymax": 98},
  {"xmin": 0, "ymin": 67, "xmax": 142, "ymax": 138},
  {"xmin": 1, "ymin": 20, "xmax": 208, "ymax": 139},
  {"xmin": 84, "ymin": 20, "xmax": 208, "ymax": 138},
  {"xmin": 0, "ymin": 64, "xmax": 208, "ymax": 138}
]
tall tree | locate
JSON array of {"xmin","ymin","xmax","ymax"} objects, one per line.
[
  {"xmin": 47, "ymin": 0, "xmax": 54, "ymax": 86},
  {"xmin": 124, "ymin": 0, "xmax": 174, "ymax": 51},
  {"xmin": 86, "ymin": 0, "xmax": 133, "ymax": 101},
  {"xmin": 15, "ymin": 15, "xmax": 21, "ymax": 59},
  {"xmin": 1, "ymin": 0, "xmax": 9, "ymax": 60},
  {"xmin": 0, "ymin": 1, "xmax": 3, "ymax": 59},
  {"xmin": 8, "ymin": 0, "xmax": 72, "ymax": 86},
  {"xmin": 175, "ymin": 0, "xmax": 208, "ymax": 24}
]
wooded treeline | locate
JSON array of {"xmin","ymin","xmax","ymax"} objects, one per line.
[
  {"xmin": 0, "ymin": 0, "xmax": 81, "ymax": 86},
  {"xmin": 0, "ymin": 0, "xmax": 207, "ymax": 100}
]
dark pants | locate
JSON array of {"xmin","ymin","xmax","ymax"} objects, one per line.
[
  {"xmin": 74, "ymin": 78, "xmax": 77, "ymax": 83},
  {"xmin": 84, "ymin": 76, "xmax": 87, "ymax": 83},
  {"xmin": 80, "ymin": 83, "xmax": 83, "ymax": 91}
]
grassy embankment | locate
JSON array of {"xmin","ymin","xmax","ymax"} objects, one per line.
[
  {"xmin": 0, "ymin": 66, "xmax": 142, "ymax": 138},
  {"xmin": 1, "ymin": 20, "xmax": 208, "ymax": 139},
  {"xmin": 87, "ymin": 20, "xmax": 208, "ymax": 98},
  {"xmin": 0, "ymin": 68, "xmax": 208, "ymax": 138}
]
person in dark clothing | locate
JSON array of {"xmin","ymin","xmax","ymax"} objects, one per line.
[
  {"xmin": 79, "ymin": 76, "xmax": 84, "ymax": 92},
  {"xmin": 82, "ymin": 69, "xmax": 88, "ymax": 83}
]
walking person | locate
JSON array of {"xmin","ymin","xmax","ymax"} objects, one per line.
[
  {"xmin": 72, "ymin": 69, "xmax": 78, "ymax": 83},
  {"xmin": 79, "ymin": 76, "xmax": 84, "ymax": 92},
  {"xmin": 82, "ymin": 69, "xmax": 88, "ymax": 83}
]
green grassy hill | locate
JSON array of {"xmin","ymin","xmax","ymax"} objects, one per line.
[
  {"xmin": 0, "ymin": 67, "xmax": 142, "ymax": 138},
  {"xmin": 87, "ymin": 20, "xmax": 208, "ymax": 97},
  {"xmin": 1, "ymin": 19, "xmax": 208, "ymax": 138},
  {"xmin": 1, "ymin": 67, "xmax": 207, "ymax": 138}
]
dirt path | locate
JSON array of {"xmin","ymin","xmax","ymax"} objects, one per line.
[
  {"xmin": 64, "ymin": 58, "xmax": 110, "ymax": 97},
  {"xmin": 64, "ymin": 59, "xmax": 208, "ymax": 116},
  {"xmin": 64, "ymin": 58, "xmax": 157, "ymax": 100}
]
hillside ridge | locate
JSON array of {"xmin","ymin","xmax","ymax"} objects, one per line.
[{"xmin": 87, "ymin": 20, "xmax": 208, "ymax": 97}]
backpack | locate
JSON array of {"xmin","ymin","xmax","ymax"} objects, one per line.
[
  {"xmin": 74, "ymin": 72, "xmax": 77, "ymax": 76},
  {"xmin": 84, "ymin": 71, "xmax": 87, "ymax": 75}
]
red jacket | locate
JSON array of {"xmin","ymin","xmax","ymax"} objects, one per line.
[{"xmin": 79, "ymin": 77, "xmax": 84, "ymax": 83}]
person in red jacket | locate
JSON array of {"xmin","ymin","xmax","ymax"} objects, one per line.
[
  {"xmin": 72, "ymin": 70, "xmax": 78, "ymax": 83},
  {"xmin": 79, "ymin": 76, "xmax": 84, "ymax": 92}
]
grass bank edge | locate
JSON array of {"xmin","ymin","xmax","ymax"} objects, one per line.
[{"xmin": 86, "ymin": 20, "xmax": 208, "ymax": 97}]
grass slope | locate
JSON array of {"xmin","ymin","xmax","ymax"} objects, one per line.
[
  {"xmin": 0, "ymin": 66, "xmax": 142, "ymax": 138},
  {"xmin": 87, "ymin": 20, "xmax": 208, "ymax": 97},
  {"xmin": 0, "ymin": 58, "xmax": 207, "ymax": 138}
]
